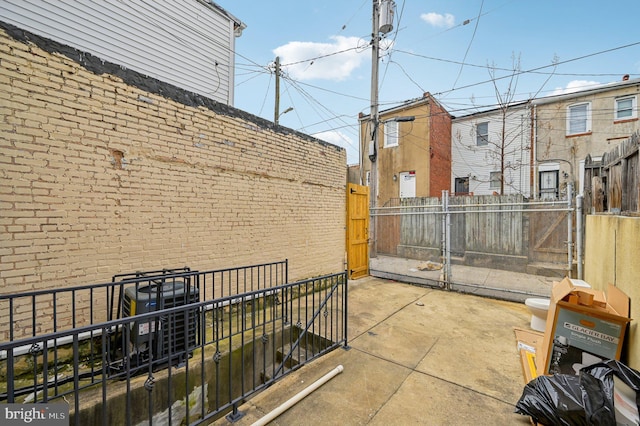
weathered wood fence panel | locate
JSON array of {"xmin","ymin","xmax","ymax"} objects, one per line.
[
  {"xmin": 376, "ymin": 194, "xmax": 568, "ymax": 274},
  {"xmin": 585, "ymin": 131, "xmax": 640, "ymax": 214},
  {"xmin": 461, "ymin": 194, "xmax": 525, "ymax": 256}
]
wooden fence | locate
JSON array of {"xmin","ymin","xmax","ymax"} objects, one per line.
[
  {"xmin": 375, "ymin": 194, "xmax": 571, "ymax": 274},
  {"xmin": 584, "ymin": 131, "xmax": 640, "ymax": 214}
]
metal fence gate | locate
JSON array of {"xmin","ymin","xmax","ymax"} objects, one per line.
[{"xmin": 371, "ymin": 184, "xmax": 582, "ymax": 289}]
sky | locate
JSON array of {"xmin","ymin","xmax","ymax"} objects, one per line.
[{"xmin": 214, "ymin": 0, "xmax": 640, "ymax": 165}]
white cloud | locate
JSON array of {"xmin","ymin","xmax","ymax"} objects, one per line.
[
  {"xmin": 420, "ymin": 12, "xmax": 455, "ymax": 28},
  {"xmin": 551, "ymin": 80, "xmax": 602, "ymax": 96},
  {"xmin": 312, "ymin": 130, "xmax": 358, "ymax": 164},
  {"xmin": 273, "ymin": 36, "xmax": 366, "ymax": 82}
]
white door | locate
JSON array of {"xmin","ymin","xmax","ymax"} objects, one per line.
[{"xmin": 399, "ymin": 171, "xmax": 416, "ymax": 198}]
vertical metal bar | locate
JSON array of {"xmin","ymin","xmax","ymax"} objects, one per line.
[
  {"xmin": 345, "ymin": 272, "xmax": 349, "ymax": 346},
  {"xmin": 31, "ymin": 294, "xmax": 36, "ymax": 337},
  {"xmin": 441, "ymin": 190, "xmax": 446, "ymax": 286},
  {"xmin": 183, "ymin": 307, "xmax": 189, "ymax": 426},
  {"xmin": 167, "ymin": 309, "xmax": 174, "ymax": 426},
  {"xmin": 73, "ymin": 334, "xmax": 80, "ymax": 426},
  {"xmin": 147, "ymin": 317, "xmax": 154, "ymax": 426},
  {"xmin": 125, "ymin": 324, "xmax": 132, "ymax": 426},
  {"xmin": 41, "ymin": 340, "xmax": 48, "ymax": 402},
  {"xmin": 567, "ymin": 181, "xmax": 574, "ymax": 278},
  {"xmin": 228, "ymin": 299, "xmax": 234, "ymax": 409},
  {"xmin": 576, "ymin": 193, "xmax": 584, "ymax": 279},
  {"xmin": 89, "ymin": 288, "xmax": 96, "ymax": 383},
  {"xmin": 53, "ymin": 293, "xmax": 57, "ymax": 332},
  {"xmin": 53, "ymin": 293, "xmax": 59, "ymax": 396},
  {"xmin": 9, "ymin": 298, "xmax": 14, "ymax": 341},
  {"xmin": 214, "ymin": 301, "xmax": 220, "ymax": 411},
  {"xmin": 199, "ymin": 302, "xmax": 206, "ymax": 421},
  {"xmin": 251, "ymin": 293, "xmax": 257, "ymax": 391},
  {"xmin": 101, "ymin": 329, "xmax": 108, "ymax": 426},
  {"xmin": 72, "ymin": 291, "xmax": 77, "ymax": 328},
  {"xmin": 445, "ymin": 190, "xmax": 452, "ymax": 289},
  {"xmin": 7, "ymin": 348, "xmax": 14, "ymax": 402},
  {"xmin": 240, "ymin": 295, "xmax": 245, "ymax": 399}
]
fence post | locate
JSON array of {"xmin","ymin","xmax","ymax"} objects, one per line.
[
  {"xmin": 576, "ymin": 193, "xmax": 584, "ymax": 280},
  {"xmin": 441, "ymin": 190, "xmax": 451, "ymax": 289},
  {"xmin": 567, "ymin": 182, "xmax": 574, "ymax": 278}
]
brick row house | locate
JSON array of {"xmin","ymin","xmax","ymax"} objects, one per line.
[
  {"xmin": 356, "ymin": 77, "xmax": 640, "ymax": 202},
  {"xmin": 357, "ymin": 92, "xmax": 452, "ymax": 207}
]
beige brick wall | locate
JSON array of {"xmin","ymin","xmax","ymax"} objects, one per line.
[{"xmin": 0, "ymin": 27, "xmax": 346, "ymax": 339}]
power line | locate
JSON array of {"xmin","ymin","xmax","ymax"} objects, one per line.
[
  {"xmin": 433, "ymin": 41, "xmax": 640, "ymax": 97},
  {"xmin": 449, "ymin": 0, "xmax": 484, "ymax": 93}
]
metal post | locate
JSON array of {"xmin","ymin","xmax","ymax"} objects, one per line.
[
  {"xmin": 369, "ymin": 0, "xmax": 380, "ymax": 258},
  {"xmin": 445, "ymin": 190, "xmax": 452, "ymax": 288},
  {"xmin": 576, "ymin": 193, "xmax": 584, "ymax": 279},
  {"xmin": 441, "ymin": 190, "xmax": 451, "ymax": 289},
  {"xmin": 566, "ymin": 181, "xmax": 574, "ymax": 278}
]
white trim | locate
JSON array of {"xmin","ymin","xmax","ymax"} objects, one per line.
[
  {"xmin": 538, "ymin": 162, "xmax": 560, "ymax": 172},
  {"xmin": 383, "ymin": 121, "xmax": 399, "ymax": 148},
  {"xmin": 615, "ymin": 95, "xmax": 637, "ymax": 121},
  {"xmin": 566, "ymin": 102, "xmax": 591, "ymax": 135}
]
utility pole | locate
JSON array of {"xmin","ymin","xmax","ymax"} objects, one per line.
[
  {"xmin": 369, "ymin": 0, "xmax": 380, "ymax": 257},
  {"xmin": 274, "ymin": 56, "xmax": 281, "ymax": 125}
]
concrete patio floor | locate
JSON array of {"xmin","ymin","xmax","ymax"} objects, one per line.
[{"xmin": 214, "ymin": 275, "xmax": 537, "ymax": 425}]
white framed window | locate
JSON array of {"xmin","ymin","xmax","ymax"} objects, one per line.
[
  {"xmin": 566, "ymin": 102, "xmax": 591, "ymax": 135},
  {"xmin": 476, "ymin": 122, "xmax": 488, "ymax": 146},
  {"xmin": 384, "ymin": 120, "xmax": 399, "ymax": 147},
  {"xmin": 489, "ymin": 171, "xmax": 501, "ymax": 189},
  {"xmin": 615, "ymin": 96, "xmax": 637, "ymax": 120}
]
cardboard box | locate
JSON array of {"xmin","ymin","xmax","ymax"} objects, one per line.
[
  {"xmin": 514, "ymin": 327, "xmax": 544, "ymax": 383},
  {"xmin": 539, "ymin": 277, "xmax": 631, "ymax": 376}
]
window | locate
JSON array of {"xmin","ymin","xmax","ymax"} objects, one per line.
[
  {"xmin": 454, "ymin": 177, "xmax": 469, "ymax": 195},
  {"xmin": 489, "ymin": 171, "xmax": 501, "ymax": 189},
  {"xmin": 615, "ymin": 96, "xmax": 637, "ymax": 120},
  {"xmin": 476, "ymin": 122, "xmax": 488, "ymax": 146},
  {"xmin": 539, "ymin": 170, "xmax": 559, "ymax": 200},
  {"xmin": 384, "ymin": 120, "xmax": 399, "ymax": 147},
  {"xmin": 567, "ymin": 102, "xmax": 591, "ymax": 135}
]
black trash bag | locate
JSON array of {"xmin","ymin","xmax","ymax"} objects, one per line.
[
  {"xmin": 580, "ymin": 359, "xmax": 640, "ymax": 425},
  {"xmin": 515, "ymin": 374, "xmax": 587, "ymax": 425},
  {"xmin": 515, "ymin": 360, "xmax": 640, "ymax": 426}
]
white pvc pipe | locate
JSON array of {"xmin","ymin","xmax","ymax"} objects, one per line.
[{"xmin": 251, "ymin": 365, "xmax": 344, "ymax": 426}]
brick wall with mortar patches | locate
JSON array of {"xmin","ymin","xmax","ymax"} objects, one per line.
[{"xmin": 0, "ymin": 22, "xmax": 346, "ymax": 338}]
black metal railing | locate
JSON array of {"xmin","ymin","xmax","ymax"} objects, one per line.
[
  {"xmin": 0, "ymin": 263, "xmax": 347, "ymax": 425},
  {"xmin": 0, "ymin": 260, "xmax": 288, "ymax": 342}
]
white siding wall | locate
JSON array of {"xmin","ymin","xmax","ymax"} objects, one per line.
[
  {"xmin": 451, "ymin": 106, "xmax": 532, "ymax": 197},
  {"xmin": 0, "ymin": 0, "xmax": 238, "ymax": 105}
]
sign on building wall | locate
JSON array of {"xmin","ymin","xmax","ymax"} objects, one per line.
[{"xmin": 399, "ymin": 171, "xmax": 416, "ymax": 198}]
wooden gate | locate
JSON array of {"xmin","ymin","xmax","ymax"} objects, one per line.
[
  {"xmin": 346, "ymin": 184, "xmax": 369, "ymax": 279},
  {"xmin": 528, "ymin": 205, "xmax": 570, "ymax": 267}
]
